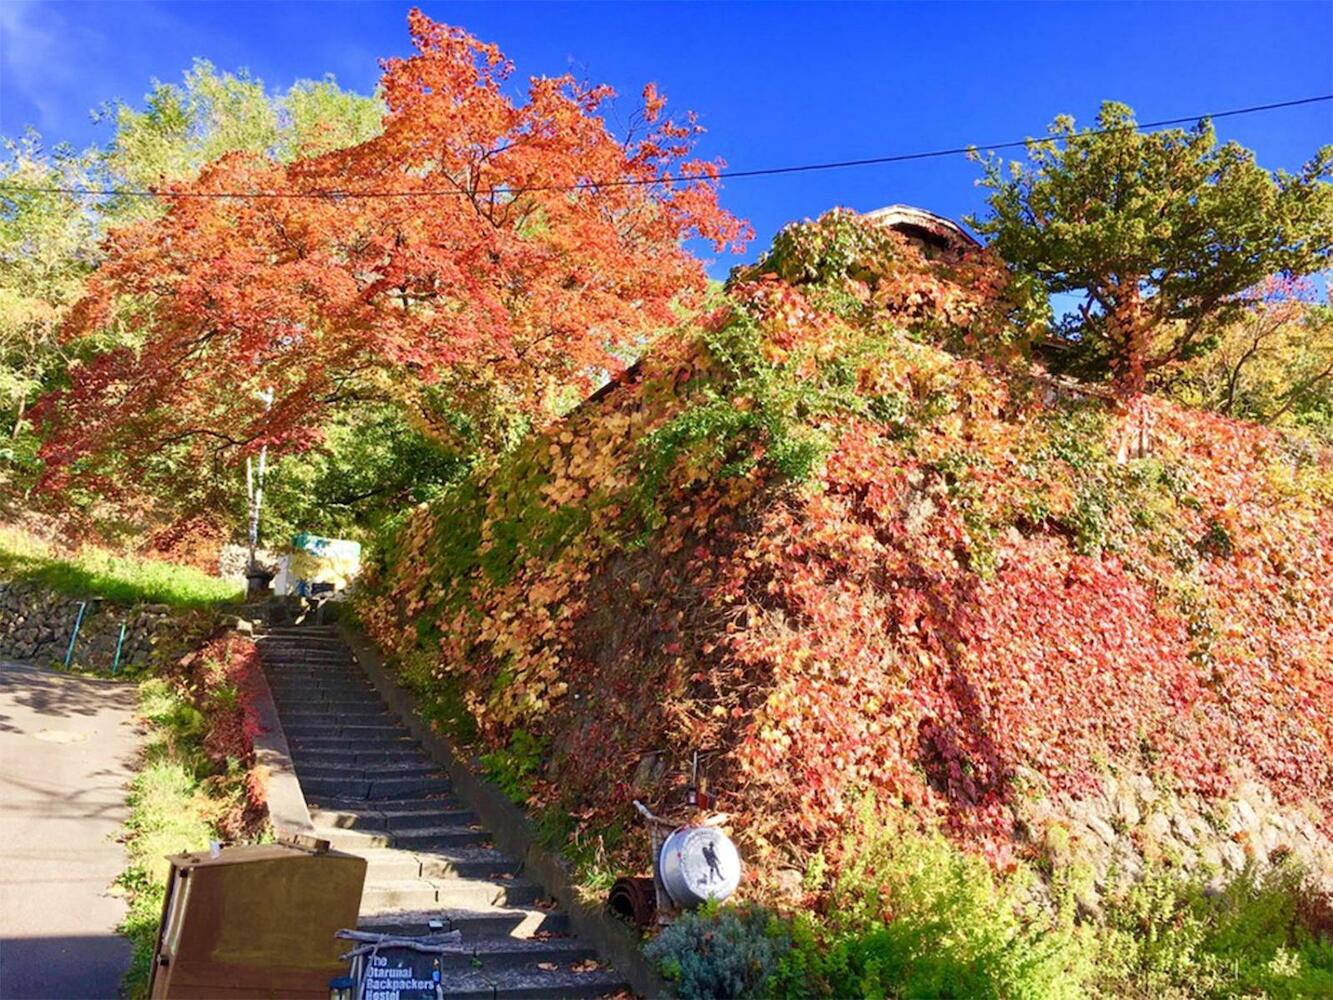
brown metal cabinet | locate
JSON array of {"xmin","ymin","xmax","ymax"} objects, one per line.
[{"xmin": 149, "ymin": 841, "xmax": 367, "ymax": 999}]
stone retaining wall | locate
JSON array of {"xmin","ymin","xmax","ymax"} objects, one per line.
[
  {"xmin": 1018, "ymin": 769, "xmax": 1333, "ymax": 911},
  {"xmin": 0, "ymin": 580, "xmax": 182, "ymax": 672}
]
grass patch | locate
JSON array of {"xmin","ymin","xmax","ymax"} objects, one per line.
[
  {"xmin": 0, "ymin": 526, "xmax": 242, "ymax": 608},
  {"xmin": 116, "ymin": 675, "xmax": 260, "ymax": 998},
  {"xmin": 117, "ymin": 757, "xmax": 214, "ymax": 998}
]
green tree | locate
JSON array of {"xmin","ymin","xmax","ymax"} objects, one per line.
[
  {"xmin": 0, "ymin": 132, "xmax": 99, "ymax": 492},
  {"xmin": 97, "ymin": 60, "xmax": 382, "ymax": 224},
  {"xmin": 1161, "ymin": 277, "xmax": 1333, "ymax": 438},
  {"xmin": 261, "ymin": 403, "xmax": 468, "ymax": 543},
  {"xmin": 0, "ymin": 63, "xmax": 382, "ymax": 514},
  {"xmin": 279, "ymin": 77, "xmax": 385, "ymax": 161},
  {"xmin": 969, "ymin": 102, "xmax": 1333, "ymax": 395}
]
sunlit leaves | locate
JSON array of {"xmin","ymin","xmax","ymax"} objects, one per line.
[
  {"xmin": 358, "ymin": 156, "xmax": 1331, "ymax": 896},
  {"xmin": 37, "ymin": 10, "xmax": 748, "ymax": 524}
]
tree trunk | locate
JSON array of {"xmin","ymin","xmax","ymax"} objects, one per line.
[
  {"xmin": 1109, "ymin": 284, "xmax": 1151, "ymax": 398},
  {"xmin": 1105, "ymin": 284, "xmax": 1157, "ymax": 461},
  {"xmin": 1115, "ymin": 393, "xmax": 1156, "ymax": 464}
]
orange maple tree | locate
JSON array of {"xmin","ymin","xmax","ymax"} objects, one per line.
[{"xmin": 39, "ymin": 10, "xmax": 748, "ymax": 512}]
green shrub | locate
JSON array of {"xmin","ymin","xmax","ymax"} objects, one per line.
[
  {"xmin": 646, "ymin": 902, "xmax": 792, "ymax": 1000},
  {"xmin": 768, "ymin": 799, "xmax": 1089, "ymax": 999},
  {"xmin": 647, "ymin": 817, "xmax": 1332, "ymax": 1000},
  {"xmin": 395, "ymin": 648, "xmax": 477, "ymax": 744},
  {"xmin": 478, "ymin": 728, "xmax": 546, "ymax": 802},
  {"xmin": 1092, "ymin": 863, "xmax": 1333, "ymax": 999},
  {"xmin": 136, "ymin": 677, "xmax": 207, "ymax": 774},
  {"xmin": 117, "ymin": 756, "xmax": 213, "ymax": 998}
]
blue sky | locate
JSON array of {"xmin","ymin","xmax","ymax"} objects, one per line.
[{"xmin": 3, "ymin": 0, "xmax": 1331, "ymax": 275}]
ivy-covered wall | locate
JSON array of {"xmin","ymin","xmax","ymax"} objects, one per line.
[{"xmin": 356, "ymin": 210, "xmax": 1333, "ymax": 910}]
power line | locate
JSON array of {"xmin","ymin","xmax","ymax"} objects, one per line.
[{"xmin": 3, "ymin": 93, "xmax": 1330, "ymax": 202}]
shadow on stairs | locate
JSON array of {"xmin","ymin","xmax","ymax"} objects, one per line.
[{"xmin": 257, "ymin": 623, "xmax": 630, "ymax": 999}]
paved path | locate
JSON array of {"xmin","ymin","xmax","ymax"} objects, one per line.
[{"xmin": 0, "ymin": 661, "xmax": 140, "ymax": 1000}]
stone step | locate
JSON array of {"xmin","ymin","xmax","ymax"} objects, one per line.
[
  {"xmin": 258, "ymin": 628, "xmax": 341, "ymax": 640},
  {"xmin": 296, "ymin": 761, "xmax": 444, "ymax": 783},
  {"xmin": 311, "ymin": 804, "xmax": 477, "ymax": 832},
  {"xmin": 271, "ymin": 684, "xmax": 376, "ymax": 697},
  {"xmin": 456, "ymin": 936, "xmax": 595, "ymax": 972},
  {"xmin": 271, "ymin": 696, "xmax": 385, "ymax": 712},
  {"xmin": 259, "ymin": 632, "xmax": 343, "ymax": 642},
  {"xmin": 416, "ymin": 849, "xmax": 521, "ymax": 881},
  {"xmin": 357, "ymin": 962, "xmax": 618, "ymax": 1000},
  {"xmin": 266, "ymin": 625, "xmax": 626, "ymax": 997},
  {"xmin": 262, "ymin": 655, "xmax": 358, "ymax": 668},
  {"xmin": 283, "ymin": 722, "xmax": 409, "ymax": 740},
  {"xmin": 268, "ymin": 684, "xmax": 379, "ymax": 701},
  {"xmin": 281, "ymin": 709, "xmax": 390, "ymax": 725},
  {"xmin": 468, "ymin": 966, "xmax": 624, "ymax": 1000},
  {"xmin": 265, "ymin": 674, "xmax": 373, "ymax": 688},
  {"xmin": 260, "ymin": 647, "xmax": 356, "ymax": 660},
  {"xmin": 265, "ymin": 667, "xmax": 365, "ymax": 683},
  {"xmin": 280, "ymin": 711, "xmax": 393, "ymax": 727},
  {"xmin": 266, "ymin": 672, "xmax": 361, "ymax": 685},
  {"xmin": 435, "ymin": 877, "xmax": 542, "ymax": 909},
  {"xmin": 258, "ymin": 642, "xmax": 349, "ymax": 650},
  {"xmin": 262, "ymin": 658, "xmax": 359, "ymax": 670},
  {"xmin": 365, "ymin": 936, "xmax": 594, "ymax": 975},
  {"xmin": 355, "ymin": 848, "xmax": 427, "ymax": 880},
  {"xmin": 302, "ymin": 775, "xmax": 453, "ymax": 801},
  {"xmin": 360, "ymin": 878, "xmax": 448, "ymax": 911},
  {"xmin": 266, "ymin": 668, "xmax": 368, "ymax": 682},
  {"xmin": 263, "ymin": 661, "xmax": 365, "ymax": 675},
  {"xmin": 317, "ymin": 824, "xmax": 489, "ymax": 851},
  {"xmin": 278, "ymin": 709, "xmax": 389, "ymax": 725},
  {"xmin": 262, "ymin": 652, "xmax": 346, "ymax": 659},
  {"xmin": 306, "ymin": 795, "xmax": 446, "ymax": 815},
  {"xmin": 287, "ymin": 734, "xmax": 421, "ymax": 753},
  {"xmin": 354, "ymin": 846, "xmax": 518, "ymax": 880},
  {"xmin": 262, "ymin": 666, "xmax": 367, "ymax": 682},
  {"xmin": 359, "ymin": 906, "xmax": 571, "ymax": 941},
  {"xmin": 293, "ymin": 747, "xmax": 426, "ymax": 768},
  {"xmin": 359, "ymin": 877, "xmax": 543, "ymax": 913}
]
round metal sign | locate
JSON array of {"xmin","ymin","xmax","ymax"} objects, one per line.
[{"xmin": 658, "ymin": 826, "xmax": 741, "ymax": 908}]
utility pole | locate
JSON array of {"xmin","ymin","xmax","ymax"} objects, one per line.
[{"xmin": 246, "ymin": 388, "xmax": 274, "ymax": 584}]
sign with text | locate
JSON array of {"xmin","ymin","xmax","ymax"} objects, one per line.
[{"xmin": 357, "ymin": 948, "xmax": 443, "ymax": 1000}]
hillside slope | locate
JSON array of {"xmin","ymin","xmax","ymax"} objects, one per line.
[{"xmin": 358, "ymin": 213, "xmax": 1333, "ymax": 907}]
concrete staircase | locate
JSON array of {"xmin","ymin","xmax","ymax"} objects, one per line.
[{"xmin": 257, "ymin": 624, "xmax": 627, "ymax": 999}]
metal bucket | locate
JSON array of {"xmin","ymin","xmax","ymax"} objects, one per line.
[{"xmin": 657, "ymin": 826, "xmax": 741, "ymax": 908}]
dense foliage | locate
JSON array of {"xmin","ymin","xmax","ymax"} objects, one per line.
[
  {"xmin": 0, "ymin": 64, "xmax": 382, "ymax": 513},
  {"xmin": 646, "ymin": 903, "xmax": 792, "ymax": 999},
  {"xmin": 360, "ymin": 210, "xmax": 1332, "ymax": 894},
  {"xmin": 6, "ymin": 19, "xmax": 1330, "ymax": 994},
  {"xmin": 646, "ymin": 800, "xmax": 1333, "ymax": 999},
  {"xmin": 34, "ymin": 11, "xmax": 746, "ymax": 538},
  {"xmin": 1160, "ymin": 276, "xmax": 1333, "ymax": 440},
  {"xmin": 969, "ymin": 102, "xmax": 1333, "ymax": 394}
]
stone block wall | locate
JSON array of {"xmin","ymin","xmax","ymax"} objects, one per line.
[
  {"xmin": 0, "ymin": 581, "xmax": 182, "ymax": 672},
  {"xmin": 1019, "ymin": 769, "xmax": 1333, "ymax": 909}
]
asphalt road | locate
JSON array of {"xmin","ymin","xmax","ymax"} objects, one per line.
[{"xmin": 0, "ymin": 661, "xmax": 141, "ymax": 1000}]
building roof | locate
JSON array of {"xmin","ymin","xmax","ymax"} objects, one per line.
[{"xmin": 861, "ymin": 204, "xmax": 981, "ymax": 258}]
